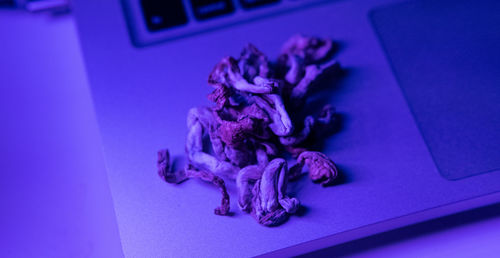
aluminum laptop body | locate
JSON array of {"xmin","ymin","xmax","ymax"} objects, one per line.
[{"xmin": 72, "ymin": 0, "xmax": 500, "ymax": 256}]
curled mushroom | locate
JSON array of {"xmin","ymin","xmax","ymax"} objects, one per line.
[
  {"xmin": 251, "ymin": 158, "xmax": 299, "ymax": 226},
  {"xmin": 280, "ymin": 34, "xmax": 335, "ymax": 64},
  {"xmin": 290, "ymin": 151, "xmax": 338, "ymax": 186},
  {"xmin": 158, "ymin": 35, "xmax": 345, "ymax": 227},
  {"xmin": 238, "ymin": 43, "xmax": 270, "ymax": 81},
  {"xmin": 209, "ymin": 56, "xmax": 273, "ymax": 94}
]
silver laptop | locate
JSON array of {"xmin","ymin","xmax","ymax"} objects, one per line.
[{"xmin": 72, "ymin": 0, "xmax": 500, "ymax": 256}]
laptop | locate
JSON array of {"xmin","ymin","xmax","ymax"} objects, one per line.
[{"xmin": 72, "ymin": 0, "xmax": 500, "ymax": 256}]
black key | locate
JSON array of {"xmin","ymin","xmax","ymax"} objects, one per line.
[
  {"xmin": 190, "ymin": 0, "xmax": 235, "ymax": 21},
  {"xmin": 140, "ymin": 0, "xmax": 188, "ymax": 32},
  {"xmin": 239, "ymin": 0, "xmax": 280, "ymax": 9},
  {"xmin": 0, "ymin": 0, "xmax": 14, "ymax": 7}
]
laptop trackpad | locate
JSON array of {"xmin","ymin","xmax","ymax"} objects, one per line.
[{"xmin": 371, "ymin": 0, "xmax": 500, "ymax": 180}]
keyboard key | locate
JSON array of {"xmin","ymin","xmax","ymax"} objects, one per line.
[
  {"xmin": 140, "ymin": 0, "xmax": 188, "ymax": 32},
  {"xmin": 239, "ymin": 0, "xmax": 280, "ymax": 9},
  {"xmin": 190, "ymin": 0, "xmax": 235, "ymax": 20}
]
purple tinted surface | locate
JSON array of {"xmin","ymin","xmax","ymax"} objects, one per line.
[
  {"xmin": 72, "ymin": 0, "xmax": 500, "ymax": 256},
  {"xmin": 0, "ymin": 10, "xmax": 123, "ymax": 257},
  {"xmin": 3, "ymin": 0, "xmax": 499, "ymax": 257},
  {"xmin": 1, "ymin": 10, "xmax": 498, "ymax": 257}
]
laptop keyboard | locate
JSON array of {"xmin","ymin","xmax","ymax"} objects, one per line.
[
  {"xmin": 239, "ymin": 0, "xmax": 281, "ymax": 9},
  {"xmin": 189, "ymin": 0, "xmax": 235, "ymax": 21},
  {"xmin": 141, "ymin": 0, "xmax": 281, "ymax": 28},
  {"xmin": 124, "ymin": 0, "xmax": 334, "ymax": 46},
  {"xmin": 140, "ymin": 0, "xmax": 189, "ymax": 32}
]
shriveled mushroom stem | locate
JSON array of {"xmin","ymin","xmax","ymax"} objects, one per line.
[
  {"xmin": 185, "ymin": 165, "xmax": 230, "ymax": 216},
  {"xmin": 280, "ymin": 104, "xmax": 336, "ymax": 147},
  {"xmin": 232, "ymin": 76, "xmax": 273, "ymax": 94},
  {"xmin": 209, "ymin": 57, "xmax": 273, "ymax": 94},
  {"xmin": 253, "ymin": 94, "xmax": 294, "ymax": 136},
  {"xmin": 251, "ymin": 158, "xmax": 300, "ymax": 226},
  {"xmin": 279, "ymin": 115, "xmax": 314, "ymax": 146},
  {"xmin": 157, "ymin": 149, "xmax": 187, "ymax": 184},
  {"xmin": 236, "ymin": 165, "xmax": 263, "ymax": 213},
  {"xmin": 284, "ymin": 54, "xmax": 305, "ymax": 85},
  {"xmin": 291, "ymin": 60, "xmax": 341, "ymax": 101},
  {"xmin": 186, "ymin": 107, "xmax": 237, "ymax": 179}
]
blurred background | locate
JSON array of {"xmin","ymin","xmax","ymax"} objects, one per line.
[{"xmin": 0, "ymin": 1, "xmax": 499, "ymax": 257}]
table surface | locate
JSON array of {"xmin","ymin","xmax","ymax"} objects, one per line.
[{"xmin": 1, "ymin": 9, "xmax": 499, "ymax": 257}]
